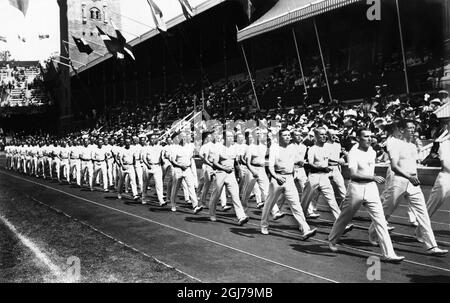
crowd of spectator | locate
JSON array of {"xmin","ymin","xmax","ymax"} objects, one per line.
[{"xmin": 0, "ymin": 63, "xmax": 51, "ymax": 108}]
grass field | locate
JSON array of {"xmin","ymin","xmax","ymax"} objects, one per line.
[{"xmin": 0, "ymin": 186, "xmax": 195, "ymax": 283}]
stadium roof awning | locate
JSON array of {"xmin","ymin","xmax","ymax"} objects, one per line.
[
  {"xmin": 72, "ymin": 0, "xmax": 226, "ymax": 76},
  {"xmin": 237, "ymin": 0, "xmax": 362, "ymax": 42}
]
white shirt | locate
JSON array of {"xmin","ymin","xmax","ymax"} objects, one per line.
[
  {"xmin": 308, "ymin": 145, "xmax": 330, "ymax": 168},
  {"xmin": 92, "ymin": 146, "xmax": 108, "ymax": 161},
  {"xmin": 70, "ymin": 146, "xmax": 82, "ymax": 159},
  {"xmin": 132, "ymin": 145, "xmax": 143, "ymax": 162},
  {"xmin": 390, "ymin": 139, "xmax": 418, "ymax": 175},
  {"xmin": 217, "ymin": 144, "xmax": 237, "ymax": 168},
  {"xmin": 324, "ymin": 142, "xmax": 341, "ymax": 162},
  {"xmin": 269, "ymin": 144, "xmax": 298, "ymax": 174},
  {"xmin": 171, "ymin": 144, "xmax": 194, "ymax": 167},
  {"xmin": 119, "ymin": 147, "xmax": 134, "ymax": 165},
  {"xmin": 348, "ymin": 145, "xmax": 376, "ymax": 177},
  {"xmin": 246, "ymin": 143, "xmax": 267, "ymax": 166},
  {"xmin": 199, "ymin": 142, "xmax": 214, "ymax": 159},
  {"xmin": 142, "ymin": 145, "xmax": 163, "ymax": 165},
  {"xmin": 80, "ymin": 146, "xmax": 93, "ymax": 161},
  {"xmin": 59, "ymin": 147, "xmax": 70, "ymax": 159}
]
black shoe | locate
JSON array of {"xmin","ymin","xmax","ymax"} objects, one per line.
[
  {"xmin": 343, "ymin": 224, "xmax": 354, "ymax": 235},
  {"xmin": 300, "ymin": 228, "xmax": 317, "ymax": 241},
  {"xmin": 238, "ymin": 216, "xmax": 249, "ymax": 226}
]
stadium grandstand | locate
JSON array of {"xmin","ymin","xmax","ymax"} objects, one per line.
[{"xmin": 1, "ymin": 0, "xmax": 450, "ymax": 284}]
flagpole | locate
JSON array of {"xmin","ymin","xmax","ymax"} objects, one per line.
[
  {"xmin": 313, "ymin": 18, "xmax": 332, "ymax": 102},
  {"xmin": 395, "ymin": 0, "xmax": 410, "ymax": 94},
  {"xmin": 291, "ymin": 28, "xmax": 308, "ymax": 97},
  {"xmin": 108, "ymin": 10, "xmax": 154, "ymax": 30},
  {"xmin": 51, "ymin": 59, "xmax": 72, "ymax": 69},
  {"xmin": 240, "ymin": 43, "xmax": 260, "ymax": 111},
  {"xmin": 58, "ymin": 54, "xmax": 85, "ymax": 67}
]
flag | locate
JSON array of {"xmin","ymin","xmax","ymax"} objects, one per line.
[
  {"xmin": 0, "ymin": 35, "xmax": 6, "ymax": 43},
  {"xmin": 72, "ymin": 36, "xmax": 93, "ymax": 55},
  {"xmin": 9, "ymin": 0, "xmax": 29, "ymax": 16},
  {"xmin": 97, "ymin": 26, "xmax": 125, "ymax": 60},
  {"xmin": 235, "ymin": 0, "xmax": 254, "ymax": 20},
  {"xmin": 178, "ymin": 0, "xmax": 194, "ymax": 20},
  {"xmin": 110, "ymin": 20, "xmax": 135, "ymax": 60},
  {"xmin": 147, "ymin": 0, "xmax": 167, "ymax": 32}
]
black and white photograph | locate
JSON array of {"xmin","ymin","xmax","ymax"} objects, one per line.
[{"xmin": 0, "ymin": 0, "xmax": 449, "ymax": 286}]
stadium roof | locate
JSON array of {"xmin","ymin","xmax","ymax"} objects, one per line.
[
  {"xmin": 237, "ymin": 0, "xmax": 362, "ymax": 42},
  {"xmin": 72, "ymin": 0, "xmax": 226, "ymax": 76},
  {"xmin": 435, "ymin": 102, "xmax": 450, "ymax": 120}
]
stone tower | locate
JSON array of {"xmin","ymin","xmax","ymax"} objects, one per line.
[{"xmin": 67, "ymin": 0, "xmax": 122, "ymax": 66}]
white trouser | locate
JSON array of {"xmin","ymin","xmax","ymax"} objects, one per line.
[
  {"xmin": 199, "ymin": 164, "xmax": 226, "ymax": 207},
  {"xmin": 134, "ymin": 163, "xmax": 144, "ymax": 193},
  {"xmin": 163, "ymin": 161, "xmax": 173, "ymax": 200},
  {"xmin": 191, "ymin": 158, "xmax": 198, "ymax": 188},
  {"xmin": 378, "ymin": 175, "xmax": 438, "ymax": 250},
  {"xmin": 60, "ymin": 159, "xmax": 70, "ymax": 182},
  {"xmin": 209, "ymin": 171, "xmax": 246, "ymax": 220},
  {"xmin": 37, "ymin": 157, "xmax": 45, "ymax": 177},
  {"xmin": 301, "ymin": 173, "xmax": 341, "ymax": 220},
  {"xmin": 52, "ymin": 158, "xmax": 61, "ymax": 180},
  {"xmin": 261, "ymin": 175, "xmax": 311, "ymax": 232},
  {"xmin": 329, "ymin": 165, "xmax": 347, "ymax": 204},
  {"xmin": 107, "ymin": 158, "xmax": 116, "ymax": 187},
  {"xmin": 294, "ymin": 166, "xmax": 308, "ymax": 192},
  {"xmin": 242, "ymin": 168, "xmax": 282, "ymax": 216},
  {"xmin": 383, "ymin": 167, "xmax": 417, "ymax": 224},
  {"xmin": 32, "ymin": 156, "xmax": 38, "ymax": 175},
  {"xmin": 329, "ymin": 182, "xmax": 398, "ymax": 258},
  {"xmin": 80, "ymin": 160, "xmax": 94, "ymax": 188},
  {"xmin": 92, "ymin": 161, "xmax": 108, "ymax": 190},
  {"xmin": 45, "ymin": 157, "xmax": 52, "ymax": 178},
  {"xmin": 26, "ymin": 156, "xmax": 32, "ymax": 174},
  {"xmin": 426, "ymin": 171, "xmax": 450, "ymax": 218},
  {"xmin": 142, "ymin": 164, "xmax": 165, "ymax": 204},
  {"xmin": 69, "ymin": 159, "xmax": 81, "ymax": 185},
  {"xmin": 118, "ymin": 164, "xmax": 138, "ymax": 197},
  {"xmin": 241, "ymin": 166, "xmax": 269, "ymax": 206},
  {"xmin": 171, "ymin": 167, "xmax": 199, "ymax": 209}
]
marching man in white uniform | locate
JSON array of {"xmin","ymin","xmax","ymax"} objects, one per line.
[
  {"xmin": 324, "ymin": 129, "xmax": 347, "ymax": 206},
  {"xmin": 260, "ymin": 129, "xmax": 317, "ymax": 238},
  {"xmin": 426, "ymin": 137, "xmax": 450, "ymax": 219},
  {"xmin": 91, "ymin": 138, "xmax": 109, "ymax": 192},
  {"xmin": 198, "ymin": 132, "xmax": 227, "ymax": 209},
  {"xmin": 328, "ymin": 128, "xmax": 405, "ymax": 263},
  {"xmin": 36, "ymin": 141, "xmax": 45, "ymax": 178},
  {"xmin": 117, "ymin": 138, "xmax": 139, "ymax": 200},
  {"xmin": 209, "ymin": 131, "xmax": 249, "ymax": 225},
  {"xmin": 69, "ymin": 139, "xmax": 82, "ymax": 186},
  {"xmin": 301, "ymin": 127, "xmax": 342, "ymax": 221},
  {"xmin": 141, "ymin": 133, "xmax": 167, "ymax": 206},
  {"xmin": 169, "ymin": 131, "xmax": 203, "ymax": 214},
  {"xmin": 59, "ymin": 140, "xmax": 71, "ymax": 183},
  {"xmin": 373, "ymin": 120, "xmax": 447, "ymax": 256},
  {"xmin": 241, "ymin": 128, "xmax": 285, "ymax": 220},
  {"xmin": 50, "ymin": 141, "xmax": 61, "ymax": 181},
  {"xmin": 80, "ymin": 138, "xmax": 94, "ymax": 190},
  {"xmin": 105, "ymin": 137, "xmax": 117, "ymax": 190}
]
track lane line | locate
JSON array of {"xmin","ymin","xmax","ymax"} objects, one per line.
[
  {"xmin": 1, "ymin": 171, "xmax": 338, "ymax": 283},
  {"xmin": 0, "ymin": 212, "xmax": 68, "ymax": 282},
  {"xmin": 6, "ymin": 171, "xmax": 450, "ymax": 276}
]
